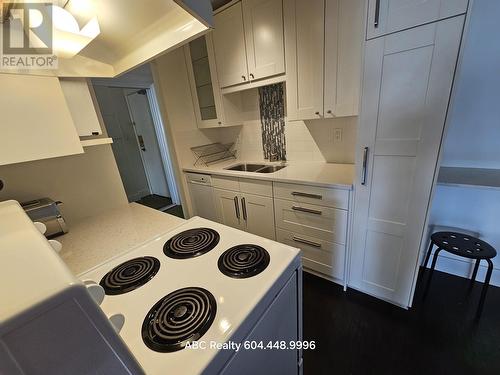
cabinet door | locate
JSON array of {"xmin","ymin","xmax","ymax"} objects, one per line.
[
  {"xmin": 350, "ymin": 17, "xmax": 464, "ymax": 307},
  {"xmin": 241, "ymin": 193, "xmax": 276, "ymax": 240},
  {"xmin": 367, "ymin": 0, "xmax": 468, "ymax": 40},
  {"xmin": 284, "ymin": 0, "xmax": 324, "ymax": 121},
  {"xmin": 213, "ymin": 2, "xmax": 249, "ymax": 88},
  {"xmin": 60, "ymin": 78, "xmax": 103, "ymax": 136},
  {"xmin": 185, "ymin": 34, "xmax": 224, "ymax": 128},
  {"xmin": 0, "ymin": 74, "xmax": 83, "ymax": 166},
  {"xmin": 214, "ymin": 188, "xmax": 244, "ymax": 230},
  {"xmin": 242, "ymin": 0, "xmax": 285, "ymax": 81},
  {"xmin": 324, "ymin": 0, "xmax": 364, "ymax": 117}
]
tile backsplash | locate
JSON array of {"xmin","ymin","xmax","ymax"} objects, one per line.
[{"xmin": 234, "ymin": 116, "xmax": 357, "ymax": 163}]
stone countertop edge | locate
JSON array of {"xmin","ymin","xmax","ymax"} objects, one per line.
[
  {"xmin": 183, "ymin": 161, "xmax": 355, "ymax": 190},
  {"xmin": 58, "ymin": 203, "xmax": 186, "ymax": 276}
]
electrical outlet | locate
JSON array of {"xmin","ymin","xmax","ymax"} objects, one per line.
[{"xmin": 333, "ymin": 128, "xmax": 343, "ymax": 143}]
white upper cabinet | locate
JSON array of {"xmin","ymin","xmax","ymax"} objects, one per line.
[
  {"xmin": 324, "ymin": 0, "xmax": 364, "ymax": 117},
  {"xmin": 284, "ymin": 0, "xmax": 324, "ymax": 121},
  {"xmin": 0, "ymin": 74, "xmax": 83, "ymax": 166},
  {"xmin": 285, "ymin": 0, "xmax": 364, "ymax": 121},
  {"xmin": 242, "ymin": 0, "xmax": 285, "ymax": 81},
  {"xmin": 213, "ymin": 0, "xmax": 285, "ymax": 88},
  {"xmin": 213, "ymin": 2, "xmax": 249, "ymax": 88},
  {"xmin": 366, "ymin": 0, "xmax": 468, "ymax": 40},
  {"xmin": 60, "ymin": 78, "xmax": 103, "ymax": 137},
  {"xmin": 350, "ymin": 17, "xmax": 465, "ymax": 307},
  {"xmin": 185, "ymin": 34, "xmax": 225, "ymax": 128}
]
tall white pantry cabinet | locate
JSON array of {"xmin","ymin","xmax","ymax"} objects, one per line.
[{"xmin": 349, "ymin": 1, "xmax": 468, "ymax": 307}]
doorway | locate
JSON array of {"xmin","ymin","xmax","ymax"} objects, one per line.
[{"xmin": 92, "ymin": 64, "xmax": 181, "ymax": 214}]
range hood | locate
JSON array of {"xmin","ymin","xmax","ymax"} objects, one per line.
[{"xmin": 0, "ymin": 0, "xmax": 213, "ymax": 77}]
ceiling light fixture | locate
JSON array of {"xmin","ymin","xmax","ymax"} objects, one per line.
[{"xmin": 51, "ymin": 3, "xmax": 100, "ymax": 59}]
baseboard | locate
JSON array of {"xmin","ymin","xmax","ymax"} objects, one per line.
[{"xmin": 425, "ymin": 253, "xmax": 500, "ymax": 287}]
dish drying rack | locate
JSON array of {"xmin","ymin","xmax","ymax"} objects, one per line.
[{"xmin": 191, "ymin": 142, "xmax": 237, "ymax": 166}]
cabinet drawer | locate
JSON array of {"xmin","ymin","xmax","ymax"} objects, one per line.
[
  {"xmin": 213, "ymin": 175, "xmax": 240, "ymax": 191},
  {"xmin": 185, "ymin": 172, "xmax": 212, "ymax": 185},
  {"xmin": 240, "ymin": 178, "xmax": 273, "ymax": 197},
  {"xmin": 276, "ymin": 228, "xmax": 345, "ymax": 280},
  {"xmin": 273, "ymin": 182, "xmax": 349, "ymax": 210},
  {"xmin": 274, "ymin": 198, "xmax": 347, "ymax": 244}
]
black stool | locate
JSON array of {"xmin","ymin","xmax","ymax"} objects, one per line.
[{"xmin": 423, "ymin": 231, "xmax": 497, "ymax": 319}]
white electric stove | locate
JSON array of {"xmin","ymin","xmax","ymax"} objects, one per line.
[{"xmin": 79, "ymin": 216, "xmax": 303, "ymax": 375}]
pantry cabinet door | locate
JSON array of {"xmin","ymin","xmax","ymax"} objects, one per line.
[
  {"xmin": 284, "ymin": 0, "xmax": 324, "ymax": 121},
  {"xmin": 241, "ymin": 193, "xmax": 276, "ymax": 240},
  {"xmin": 213, "ymin": 2, "xmax": 249, "ymax": 88},
  {"xmin": 366, "ymin": 0, "xmax": 468, "ymax": 40},
  {"xmin": 350, "ymin": 17, "xmax": 464, "ymax": 307},
  {"xmin": 242, "ymin": 0, "xmax": 285, "ymax": 81},
  {"xmin": 324, "ymin": 0, "xmax": 364, "ymax": 117},
  {"xmin": 214, "ymin": 188, "xmax": 244, "ymax": 230}
]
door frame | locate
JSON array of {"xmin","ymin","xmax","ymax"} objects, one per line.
[{"xmin": 105, "ymin": 84, "xmax": 180, "ymax": 205}]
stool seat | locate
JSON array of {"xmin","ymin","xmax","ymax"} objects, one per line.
[{"xmin": 431, "ymin": 231, "xmax": 497, "ymax": 259}]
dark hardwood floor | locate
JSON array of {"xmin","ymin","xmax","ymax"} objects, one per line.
[{"xmin": 303, "ymin": 269, "xmax": 500, "ymax": 375}]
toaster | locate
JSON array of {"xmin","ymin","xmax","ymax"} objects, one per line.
[{"xmin": 21, "ymin": 198, "xmax": 68, "ymax": 238}]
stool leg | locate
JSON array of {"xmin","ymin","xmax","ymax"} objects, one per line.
[
  {"xmin": 419, "ymin": 241, "xmax": 434, "ymax": 282},
  {"xmin": 423, "ymin": 248, "xmax": 442, "ymax": 299},
  {"xmin": 475, "ymin": 259, "xmax": 494, "ymax": 320},
  {"xmin": 468, "ymin": 259, "xmax": 481, "ymax": 292}
]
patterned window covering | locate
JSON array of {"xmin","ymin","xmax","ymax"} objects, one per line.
[{"xmin": 258, "ymin": 83, "xmax": 286, "ymax": 161}]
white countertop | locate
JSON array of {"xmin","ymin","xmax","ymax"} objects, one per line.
[
  {"xmin": 183, "ymin": 160, "xmax": 355, "ymax": 189},
  {"xmin": 58, "ymin": 203, "xmax": 185, "ymax": 275}
]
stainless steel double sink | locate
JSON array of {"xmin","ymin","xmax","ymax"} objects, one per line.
[{"xmin": 224, "ymin": 163, "xmax": 287, "ymax": 174}]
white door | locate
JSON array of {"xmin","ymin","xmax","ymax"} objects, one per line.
[
  {"xmin": 213, "ymin": 2, "xmax": 249, "ymax": 87},
  {"xmin": 241, "ymin": 193, "xmax": 276, "ymax": 240},
  {"xmin": 284, "ymin": 0, "xmax": 324, "ymax": 121},
  {"xmin": 214, "ymin": 189, "xmax": 243, "ymax": 230},
  {"xmin": 94, "ymin": 86, "xmax": 150, "ymax": 202},
  {"xmin": 126, "ymin": 90, "xmax": 170, "ymax": 198},
  {"xmin": 242, "ymin": 0, "xmax": 285, "ymax": 81},
  {"xmin": 350, "ymin": 17, "xmax": 464, "ymax": 307},
  {"xmin": 324, "ymin": 0, "xmax": 364, "ymax": 117},
  {"xmin": 366, "ymin": 0, "xmax": 468, "ymax": 40}
]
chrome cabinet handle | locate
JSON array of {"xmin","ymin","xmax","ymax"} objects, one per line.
[
  {"xmin": 374, "ymin": 0, "xmax": 380, "ymax": 28},
  {"xmin": 315, "ymin": 111, "xmax": 320, "ymax": 115},
  {"xmin": 241, "ymin": 197, "xmax": 247, "ymax": 221},
  {"xmin": 291, "ymin": 192, "xmax": 322, "ymax": 200},
  {"xmin": 361, "ymin": 147, "xmax": 369, "ymax": 185},
  {"xmin": 326, "ymin": 110, "xmax": 332, "ymax": 114},
  {"xmin": 249, "ymin": 73, "xmax": 254, "ymax": 79},
  {"xmin": 242, "ymin": 75, "xmax": 247, "ymax": 81},
  {"xmin": 234, "ymin": 196, "xmax": 240, "ymax": 219},
  {"xmin": 291, "ymin": 206, "xmax": 322, "ymax": 215},
  {"xmin": 292, "ymin": 236, "xmax": 322, "ymax": 248}
]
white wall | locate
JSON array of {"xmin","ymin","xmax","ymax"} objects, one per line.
[
  {"xmin": 0, "ymin": 145, "xmax": 128, "ymax": 226},
  {"xmin": 427, "ymin": 0, "xmax": 500, "ymax": 286},
  {"xmin": 440, "ymin": 0, "xmax": 500, "ymax": 169}
]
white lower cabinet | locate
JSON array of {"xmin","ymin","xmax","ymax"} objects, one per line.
[
  {"xmin": 277, "ymin": 228, "xmax": 345, "ymax": 281},
  {"xmin": 212, "ymin": 177, "xmax": 276, "ymax": 240},
  {"xmin": 273, "ymin": 182, "xmax": 350, "ymax": 284},
  {"xmin": 242, "ymin": 193, "xmax": 275, "ymax": 240},
  {"xmin": 214, "ymin": 188, "xmax": 243, "ymax": 230},
  {"xmin": 190, "ymin": 173, "xmax": 351, "ymax": 282}
]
